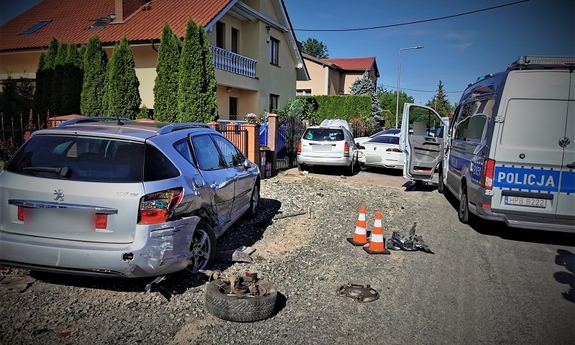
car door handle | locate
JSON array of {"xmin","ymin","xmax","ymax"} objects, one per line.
[{"xmin": 566, "ymin": 162, "xmax": 575, "ymax": 169}]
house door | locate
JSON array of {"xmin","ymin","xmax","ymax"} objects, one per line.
[{"xmin": 229, "ymin": 97, "xmax": 237, "ymax": 120}]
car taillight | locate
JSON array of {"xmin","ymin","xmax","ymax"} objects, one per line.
[
  {"xmin": 297, "ymin": 140, "xmax": 302, "ymax": 155},
  {"xmin": 344, "ymin": 142, "xmax": 349, "ymax": 157},
  {"xmin": 386, "ymin": 148, "xmax": 402, "ymax": 152},
  {"xmin": 138, "ymin": 188, "xmax": 183, "ymax": 224},
  {"xmin": 95, "ymin": 214, "xmax": 108, "ymax": 229},
  {"xmin": 481, "ymin": 158, "xmax": 495, "ymax": 190},
  {"xmin": 17, "ymin": 207, "xmax": 26, "ymax": 221}
]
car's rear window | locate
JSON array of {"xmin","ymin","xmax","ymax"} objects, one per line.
[
  {"xmin": 5, "ymin": 135, "xmax": 178, "ymax": 182},
  {"xmin": 303, "ymin": 128, "xmax": 345, "ymax": 141},
  {"xmin": 368, "ymin": 136, "xmax": 400, "ymax": 145}
]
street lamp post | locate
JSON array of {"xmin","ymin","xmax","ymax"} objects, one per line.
[{"xmin": 395, "ymin": 46, "xmax": 423, "ymax": 128}]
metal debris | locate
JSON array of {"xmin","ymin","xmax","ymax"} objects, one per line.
[
  {"xmin": 337, "ymin": 284, "xmax": 379, "ymax": 303},
  {"xmin": 145, "ymin": 275, "xmax": 166, "ymax": 292}
]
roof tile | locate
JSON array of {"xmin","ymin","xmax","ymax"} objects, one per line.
[{"xmin": 0, "ymin": 0, "xmax": 233, "ymax": 51}]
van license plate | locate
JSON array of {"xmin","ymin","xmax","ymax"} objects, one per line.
[{"xmin": 504, "ymin": 196, "xmax": 546, "ymax": 208}]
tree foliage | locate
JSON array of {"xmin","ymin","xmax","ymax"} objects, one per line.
[
  {"xmin": 301, "ymin": 38, "xmax": 329, "ymax": 59},
  {"xmin": 349, "ymin": 71, "xmax": 382, "ymax": 130},
  {"xmin": 425, "ymin": 80, "xmax": 454, "ymax": 116},
  {"xmin": 104, "ymin": 37, "xmax": 141, "ymax": 119},
  {"xmin": 0, "ymin": 76, "xmax": 34, "ymax": 117},
  {"xmin": 61, "ymin": 42, "xmax": 83, "ymax": 115},
  {"xmin": 376, "ymin": 86, "xmax": 414, "ymax": 129},
  {"xmin": 154, "ymin": 23, "xmax": 181, "ymax": 122},
  {"xmin": 50, "ymin": 41, "xmax": 68, "ymax": 116},
  {"xmin": 81, "ymin": 36, "xmax": 108, "ymax": 116},
  {"xmin": 41, "ymin": 37, "xmax": 59, "ymax": 117},
  {"xmin": 177, "ymin": 18, "xmax": 218, "ymax": 123},
  {"xmin": 33, "ymin": 53, "xmax": 46, "ymax": 117}
]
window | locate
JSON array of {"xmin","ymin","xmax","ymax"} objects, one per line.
[
  {"xmin": 191, "ymin": 134, "xmax": 225, "ymax": 171},
  {"xmin": 296, "ymin": 89, "xmax": 312, "ymax": 96},
  {"xmin": 270, "ymin": 37, "xmax": 279, "ymax": 65},
  {"xmin": 20, "ymin": 20, "xmax": 52, "ymax": 35},
  {"xmin": 229, "ymin": 97, "xmax": 238, "ymax": 120},
  {"xmin": 173, "ymin": 138, "xmax": 196, "ymax": 167},
  {"xmin": 231, "ymin": 28, "xmax": 239, "ymax": 53},
  {"xmin": 216, "ymin": 21, "xmax": 225, "ymax": 49},
  {"xmin": 269, "ymin": 94, "xmax": 279, "ymax": 113},
  {"xmin": 212, "ymin": 135, "xmax": 245, "ymax": 167}
]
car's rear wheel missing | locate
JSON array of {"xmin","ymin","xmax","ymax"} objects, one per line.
[{"xmin": 188, "ymin": 220, "xmax": 216, "ymax": 273}]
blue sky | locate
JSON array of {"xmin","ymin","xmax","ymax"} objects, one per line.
[
  {"xmin": 1, "ymin": 0, "xmax": 573, "ymax": 105},
  {"xmin": 284, "ymin": 0, "xmax": 574, "ymax": 105}
]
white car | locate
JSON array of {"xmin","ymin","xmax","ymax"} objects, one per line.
[
  {"xmin": 355, "ymin": 128, "xmax": 400, "ymax": 145},
  {"xmin": 297, "ymin": 119, "xmax": 359, "ymax": 175},
  {"xmin": 358, "ymin": 134, "xmax": 404, "ymax": 170}
]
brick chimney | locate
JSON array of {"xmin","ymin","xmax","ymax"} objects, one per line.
[{"xmin": 114, "ymin": 0, "xmax": 148, "ymax": 23}]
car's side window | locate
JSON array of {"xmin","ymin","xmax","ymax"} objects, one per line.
[
  {"xmin": 212, "ymin": 135, "xmax": 245, "ymax": 167},
  {"xmin": 173, "ymin": 138, "xmax": 197, "ymax": 167},
  {"xmin": 191, "ymin": 134, "xmax": 225, "ymax": 171}
]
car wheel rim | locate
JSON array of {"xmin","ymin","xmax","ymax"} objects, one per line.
[
  {"xmin": 251, "ymin": 185, "xmax": 260, "ymax": 213},
  {"xmin": 189, "ymin": 229, "xmax": 212, "ymax": 272},
  {"xmin": 459, "ymin": 190, "xmax": 467, "ymax": 217}
]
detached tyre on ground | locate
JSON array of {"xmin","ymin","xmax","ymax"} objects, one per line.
[{"xmin": 204, "ymin": 278, "xmax": 278, "ymax": 322}]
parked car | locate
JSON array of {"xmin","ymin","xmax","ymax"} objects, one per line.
[
  {"xmin": 400, "ymin": 55, "xmax": 575, "ymax": 233},
  {"xmin": 0, "ymin": 117, "xmax": 261, "ymax": 277},
  {"xmin": 357, "ymin": 134, "xmax": 404, "ymax": 170},
  {"xmin": 354, "ymin": 128, "xmax": 400, "ymax": 145},
  {"xmin": 297, "ymin": 119, "xmax": 358, "ymax": 175}
]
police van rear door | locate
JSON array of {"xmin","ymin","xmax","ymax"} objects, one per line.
[
  {"xmin": 491, "ymin": 69, "xmax": 572, "ymax": 221},
  {"xmin": 555, "ymin": 72, "xmax": 574, "ymax": 221}
]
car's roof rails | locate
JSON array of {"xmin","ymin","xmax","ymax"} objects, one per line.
[
  {"xmin": 57, "ymin": 116, "xmax": 131, "ymax": 127},
  {"xmin": 157, "ymin": 122, "xmax": 211, "ymax": 135},
  {"xmin": 507, "ymin": 55, "xmax": 575, "ymax": 71}
]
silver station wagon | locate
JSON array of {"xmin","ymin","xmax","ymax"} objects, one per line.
[{"xmin": 0, "ymin": 117, "xmax": 261, "ymax": 277}]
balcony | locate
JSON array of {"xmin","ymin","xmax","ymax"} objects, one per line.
[{"xmin": 211, "ymin": 46, "xmax": 257, "ymax": 78}]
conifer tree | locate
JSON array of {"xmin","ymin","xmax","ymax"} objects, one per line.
[
  {"xmin": 197, "ymin": 24, "xmax": 218, "ymax": 123},
  {"xmin": 50, "ymin": 42, "xmax": 68, "ymax": 115},
  {"xmin": 177, "ymin": 18, "xmax": 218, "ymax": 123},
  {"xmin": 153, "ymin": 23, "xmax": 181, "ymax": 122},
  {"xmin": 426, "ymin": 80, "xmax": 453, "ymax": 116},
  {"xmin": 350, "ymin": 71, "xmax": 383, "ymax": 127},
  {"xmin": 81, "ymin": 36, "xmax": 108, "ymax": 116},
  {"xmin": 41, "ymin": 37, "xmax": 59, "ymax": 117},
  {"xmin": 33, "ymin": 53, "xmax": 46, "ymax": 121},
  {"xmin": 104, "ymin": 37, "xmax": 141, "ymax": 119},
  {"xmin": 177, "ymin": 18, "xmax": 202, "ymax": 123},
  {"xmin": 61, "ymin": 43, "xmax": 83, "ymax": 115}
]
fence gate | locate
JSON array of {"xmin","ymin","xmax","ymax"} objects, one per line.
[{"xmin": 276, "ymin": 115, "xmax": 306, "ymax": 171}]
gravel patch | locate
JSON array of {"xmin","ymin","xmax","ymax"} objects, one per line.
[{"xmin": 1, "ymin": 168, "xmax": 435, "ymax": 345}]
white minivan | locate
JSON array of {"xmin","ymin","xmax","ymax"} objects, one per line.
[{"xmin": 400, "ymin": 55, "xmax": 574, "ymax": 233}]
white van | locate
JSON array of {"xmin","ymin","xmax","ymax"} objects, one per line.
[{"xmin": 400, "ymin": 55, "xmax": 574, "ymax": 233}]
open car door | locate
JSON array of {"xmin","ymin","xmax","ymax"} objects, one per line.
[{"xmin": 399, "ymin": 103, "xmax": 445, "ymax": 181}]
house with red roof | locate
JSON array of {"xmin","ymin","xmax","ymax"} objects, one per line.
[
  {"xmin": 0, "ymin": 0, "xmax": 309, "ymax": 120},
  {"xmin": 296, "ymin": 53, "xmax": 379, "ymax": 96}
]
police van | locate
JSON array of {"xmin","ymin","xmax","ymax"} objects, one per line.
[{"xmin": 399, "ymin": 55, "xmax": 574, "ymax": 232}]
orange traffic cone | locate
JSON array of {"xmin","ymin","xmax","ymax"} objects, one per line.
[
  {"xmin": 347, "ymin": 205, "xmax": 368, "ymax": 246},
  {"xmin": 363, "ymin": 211, "xmax": 390, "ymax": 255}
]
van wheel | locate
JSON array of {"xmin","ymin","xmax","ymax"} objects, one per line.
[
  {"xmin": 437, "ymin": 168, "xmax": 445, "ymax": 194},
  {"xmin": 188, "ymin": 220, "xmax": 216, "ymax": 273},
  {"xmin": 458, "ymin": 185, "xmax": 469, "ymax": 224},
  {"xmin": 345, "ymin": 160, "xmax": 355, "ymax": 176}
]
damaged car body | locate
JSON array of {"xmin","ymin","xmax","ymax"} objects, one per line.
[{"xmin": 0, "ymin": 118, "xmax": 260, "ymax": 278}]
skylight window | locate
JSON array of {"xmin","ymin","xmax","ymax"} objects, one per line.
[
  {"xmin": 89, "ymin": 14, "xmax": 115, "ymax": 29},
  {"xmin": 20, "ymin": 20, "xmax": 52, "ymax": 35}
]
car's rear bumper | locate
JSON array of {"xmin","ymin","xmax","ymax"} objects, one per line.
[
  {"xmin": 297, "ymin": 155, "xmax": 352, "ymax": 167},
  {"xmin": 0, "ymin": 216, "xmax": 200, "ymax": 277}
]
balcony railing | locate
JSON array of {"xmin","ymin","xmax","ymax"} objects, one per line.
[{"xmin": 211, "ymin": 45, "xmax": 257, "ymax": 78}]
